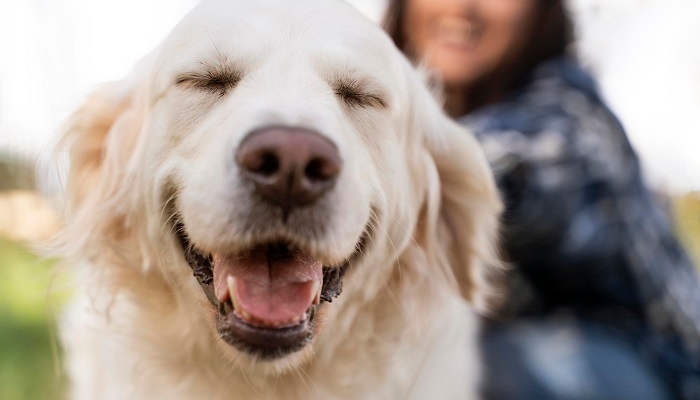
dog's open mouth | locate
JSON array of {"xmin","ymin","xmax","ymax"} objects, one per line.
[
  {"xmin": 215, "ymin": 243, "xmax": 322, "ymax": 328},
  {"xmin": 174, "ymin": 220, "xmax": 367, "ymax": 359}
]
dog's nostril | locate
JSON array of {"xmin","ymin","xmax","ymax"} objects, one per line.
[
  {"xmin": 305, "ymin": 158, "xmax": 331, "ymax": 181},
  {"xmin": 239, "ymin": 149, "xmax": 279, "ymax": 177},
  {"xmin": 257, "ymin": 152, "xmax": 280, "ymax": 176}
]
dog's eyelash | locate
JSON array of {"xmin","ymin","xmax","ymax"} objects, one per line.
[
  {"xmin": 334, "ymin": 81, "xmax": 387, "ymax": 109},
  {"xmin": 175, "ymin": 68, "xmax": 242, "ymax": 97}
]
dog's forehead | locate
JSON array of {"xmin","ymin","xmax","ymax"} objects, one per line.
[{"xmin": 165, "ymin": 0, "xmax": 391, "ymax": 59}]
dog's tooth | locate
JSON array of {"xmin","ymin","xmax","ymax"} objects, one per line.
[
  {"xmin": 227, "ymin": 276, "xmax": 238, "ymax": 310},
  {"xmin": 239, "ymin": 309, "xmax": 252, "ymax": 321},
  {"xmin": 285, "ymin": 315, "xmax": 302, "ymax": 326},
  {"xmin": 313, "ymin": 280, "xmax": 321, "ymax": 305}
]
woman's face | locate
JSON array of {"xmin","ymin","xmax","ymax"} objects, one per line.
[{"xmin": 404, "ymin": 0, "xmax": 538, "ymax": 89}]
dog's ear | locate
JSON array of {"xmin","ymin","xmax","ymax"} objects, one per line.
[
  {"xmin": 56, "ymin": 69, "xmax": 148, "ymax": 259},
  {"xmin": 62, "ymin": 81, "xmax": 144, "ymax": 204},
  {"xmin": 406, "ymin": 67, "xmax": 503, "ymax": 313}
]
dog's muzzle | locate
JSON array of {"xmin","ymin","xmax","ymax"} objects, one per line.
[{"xmin": 171, "ymin": 125, "xmax": 373, "ymax": 359}]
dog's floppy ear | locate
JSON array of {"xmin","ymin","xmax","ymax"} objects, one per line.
[
  {"xmin": 56, "ymin": 67, "xmax": 148, "ymax": 259},
  {"xmin": 407, "ymin": 69, "xmax": 503, "ymax": 313},
  {"xmin": 62, "ymin": 81, "xmax": 144, "ymax": 204}
]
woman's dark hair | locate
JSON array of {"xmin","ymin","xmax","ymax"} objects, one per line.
[{"xmin": 383, "ymin": 0, "xmax": 574, "ymax": 113}]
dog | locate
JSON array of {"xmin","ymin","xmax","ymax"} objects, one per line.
[{"xmin": 56, "ymin": 1, "xmax": 502, "ymax": 398}]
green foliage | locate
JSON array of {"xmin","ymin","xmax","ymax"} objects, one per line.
[{"xmin": 0, "ymin": 238, "xmax": 64, "ymax": 400}]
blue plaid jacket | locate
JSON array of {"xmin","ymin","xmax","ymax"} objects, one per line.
[{"xmin": 462, "ymin": 58, "xmax": 700, "ymax": 396}]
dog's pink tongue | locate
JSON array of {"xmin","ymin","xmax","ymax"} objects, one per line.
[{"xmin": 213, "ymin": 249, "xmax": 322, "ymax": 327}]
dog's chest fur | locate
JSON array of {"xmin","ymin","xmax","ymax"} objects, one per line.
[{"xmin": 62, "ymin": 275, "xmax": 479, "ymax": 400}]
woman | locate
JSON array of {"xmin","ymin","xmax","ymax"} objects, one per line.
[{"xmin": 384, "ymin": 1, "xmax": 700, "ymax": 399}]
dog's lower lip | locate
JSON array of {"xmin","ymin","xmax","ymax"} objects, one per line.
[{"xmin": 217, "ymin": 308, "xmax": 314, "ymax": 358}]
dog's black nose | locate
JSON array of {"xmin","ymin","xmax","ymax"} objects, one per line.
[{"xmin": 236, "ymin": 126, "xmax": 342, "ymax": 213}]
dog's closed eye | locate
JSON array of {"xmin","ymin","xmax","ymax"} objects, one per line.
[
  {"xmin": 334, "ymin": 78, "xmax": 387, "ymax": 109},
  {"xmin": 175, "ymin": 64, "xmax": 242, "ymax": 97}
]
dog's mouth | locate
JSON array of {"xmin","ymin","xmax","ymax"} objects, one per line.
[{"xmin": 174, "ymin": 220, "xmax": 369, "ymax": 359}]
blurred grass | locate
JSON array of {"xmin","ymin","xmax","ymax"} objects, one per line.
[
  {"xmin": 0, "ymin": 194, "xmax": 697, "ymax": 400},
  {"xmin": 0, "ymin": 237, "xmax": 64, "ymax": 400}
]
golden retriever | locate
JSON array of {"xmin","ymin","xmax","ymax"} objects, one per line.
[{"xmin": 56, "ymin": 0, "xmax": 502, "ymax": 398}]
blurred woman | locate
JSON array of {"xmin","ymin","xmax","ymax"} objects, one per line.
[{"xmin": 384, "ymin": 1, "xmax": 700, "ymax": 399}]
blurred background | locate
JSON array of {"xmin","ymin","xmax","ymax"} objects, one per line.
[{"xmin": 0, "ymin": 0, "xmax": 698, "ymax": 398}]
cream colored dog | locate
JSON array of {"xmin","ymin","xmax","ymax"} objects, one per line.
[{"xmin": 56, "ymin": 1, "xmax": 502, "ymax": 398}]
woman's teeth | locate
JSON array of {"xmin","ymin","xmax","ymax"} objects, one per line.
[{"xmin": 436, "ymin": 17, "xmax": 478, "ymax": 46}]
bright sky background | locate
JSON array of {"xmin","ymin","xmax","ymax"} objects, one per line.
[{"xmin": 1, "ymin": 0, "xmax": 698, "ymax": 192}]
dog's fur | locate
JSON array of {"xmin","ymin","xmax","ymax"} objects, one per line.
[{"xmin": 56, "ymin": 1, "xmax": 502, "ymax": 398}]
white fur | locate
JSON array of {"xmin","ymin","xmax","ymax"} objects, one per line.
[{"xmin": 56, "ymin": 1, "xmax": 503, "ymax": 398}]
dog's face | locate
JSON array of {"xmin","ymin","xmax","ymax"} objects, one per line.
[
  {"xmin": 60, "ymin": 0, "xmax": 501, "ymax": 374},
  {"xmin": 153, "ymin": 0, "xmax": 409, "ymax": 362}
]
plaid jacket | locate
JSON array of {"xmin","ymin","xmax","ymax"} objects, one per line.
[{"xmin": 463, "ymin": 58, "xmax": 700, "ymax": 396}]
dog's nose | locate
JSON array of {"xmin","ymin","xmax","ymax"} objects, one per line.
[{"xmin": 236, "ymin": 126, "xmax": 342, "ymax": 212}]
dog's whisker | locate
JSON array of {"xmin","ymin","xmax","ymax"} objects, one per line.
[
  {"xmin": 157, "ymin": 185, "xmax": 179, "ymax": 222},
  {"xmin": 291, "ymin": 363, "xmax": 316, "ymax": 394}
]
